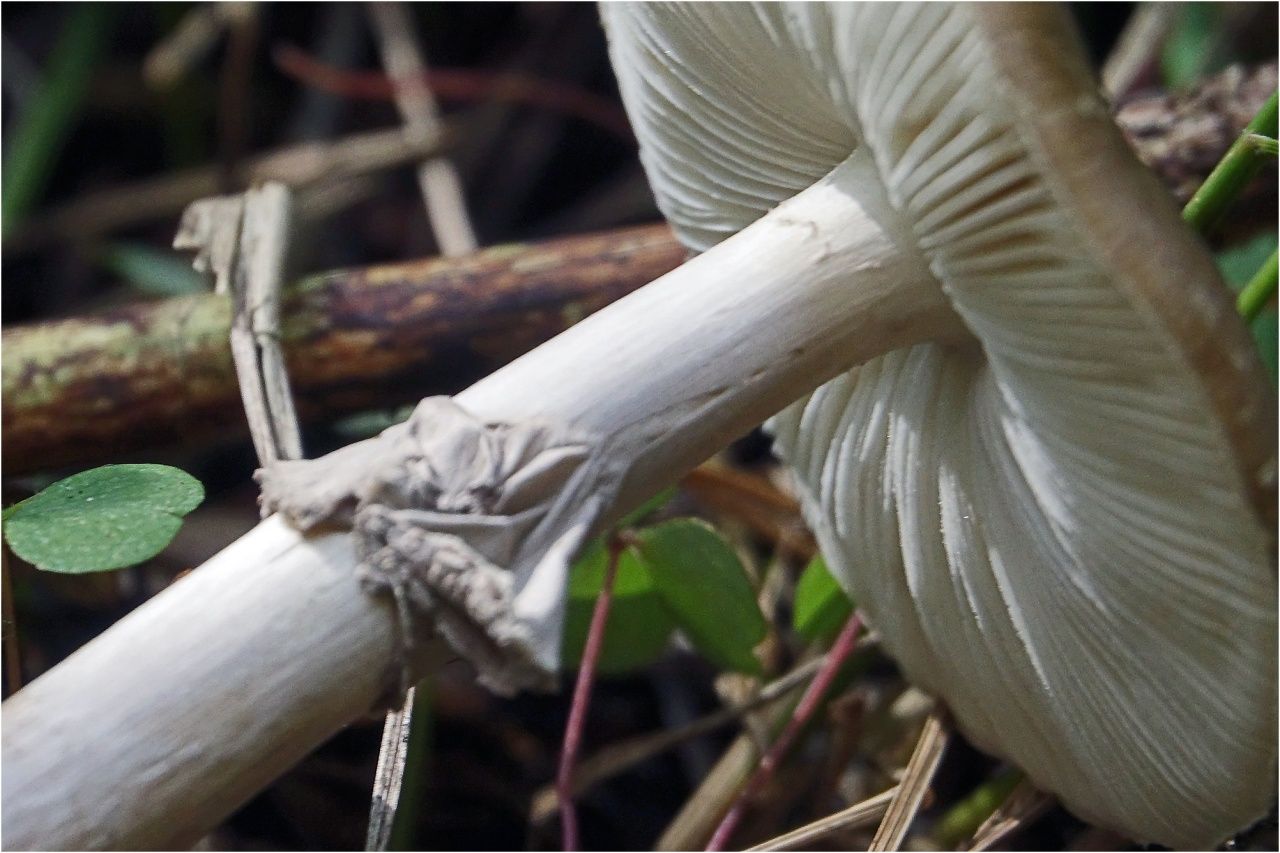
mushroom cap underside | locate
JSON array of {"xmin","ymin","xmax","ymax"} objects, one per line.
[{"xmin": 604, "ymin": 2, "xmax": 1277, "ymax": 848}]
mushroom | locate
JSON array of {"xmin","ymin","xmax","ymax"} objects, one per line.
[
  {"xmin": 601, "ymin": 2, "xmax": 1276, "ymax": 848},
  {"xmin": 2, "ymin": 4, "xmax": 1273, "ymax": 851}
]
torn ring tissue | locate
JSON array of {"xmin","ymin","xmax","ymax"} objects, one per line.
[{"xmin": 258, "ymin": 397, "xmax": 617, "ymax": 700}]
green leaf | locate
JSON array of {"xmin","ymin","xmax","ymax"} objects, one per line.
[
  {"xmin": 635, "ymin": 519, "xmax": 767, "ymax": 675},
  {"xmin": 100, "ymin": 243, "xmax": 207, "ymax": 296},
  {"xmin": 1218, "ymin": 231, "xmax": 1277, "ymax": 286},
  {"xmin": 1218, "ymin": 231, "xmax": 1278, "ymax": 383},
  {"xmin": 3, "ymin": 464, "xmax": 204, "ymax": 573},
  {"xmin": 562, "ymin": 539, "xmax": 675, "ymax": 673},
  {"xmin": 793, "ymin": 555, "xmax": 854, "ymax": 642}
]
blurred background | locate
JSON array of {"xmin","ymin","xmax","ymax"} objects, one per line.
[{"xmin": 2, "ymin": 3, "xmax": 1276, "ymax": 850}]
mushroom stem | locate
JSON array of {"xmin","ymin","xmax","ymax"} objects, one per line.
[
  {"xmin": 1, "ymin": 151, "xmax": 963, "ymax": 850},
  {"xmin": 460, "ymin": 148, "xmax": 962, "ymax": 518}
]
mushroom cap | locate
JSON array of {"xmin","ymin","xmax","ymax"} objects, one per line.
[{"xmin": 604, "ymin": 3, "xmax": 1276, "ymax": 848}]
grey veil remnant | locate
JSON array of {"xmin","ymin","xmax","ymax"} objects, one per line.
[{"xmin": 260, "ymin": 397, "xmax": 620, "ymax": 696}]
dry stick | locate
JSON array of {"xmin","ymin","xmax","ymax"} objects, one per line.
[
  {"xmin": 216, "ymin": 5, "xmax": 258, "ymax": 193},
  {"xmin": 867, "ymin": 711, "xmax": 950, "ymax": 851},
  {"xmin": 364, "ymin": 10, "xmax": 478, "ymax": 845},
  {"xmin": 4, "ymin": 127, "xmax": 448, "ymax": 255},
  {"xmin": 681, "ymin": 465, "xmax": 816, "ymax": 562},
  {"xmin": 369, "ymin": 2, "xmax": 477, "ymax": 257},
  {"xmin": 366, "ymin": 700, "xmax": 414, "ymax": 851},
  {"xmin": 531, "ymin": 655, "xmax": 826, "ymax": 824},
  {"xmin": 1100, "ymin": 2, "xmax": 1176, "ymax": 102},
  {"xmin": 705, "ymin": 612, "xmax": 863, "ymax": 852},
  {"xmin": 744, "ymin": 786, "xmax": 899, "ymax": 852},
  {"xmin": 557, "ymin": 535, "xmax": 624, "ymax": 851},
  {"xmin": 965, "ymin": 779, "xmax": 1053, "ymax": 852},
  {"xmin": 229, "ymin": 184, "xmax": 305, "ymax": 465},
  {"xmin": 144, "ymin": 2, "xmax": 253, "ymax": 90},
  {"xmin": 659, "ymin": 733, "xmax": 765, "ymax": 851},
  {"xmin": 2, "ymin": 225, "xmax": 684, "ymax": 474}
]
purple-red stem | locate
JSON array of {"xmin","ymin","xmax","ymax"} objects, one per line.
[
  {"xmin": 272, "ymin": 44, "xmax": 634, "ymax": 141},
  {"xmin": 705, "ymin": 611, "xmax": 864, "ymax": 852},
  {"xmin": 557, "ymin": 534, "xmax": 625, "ymax": 851}
]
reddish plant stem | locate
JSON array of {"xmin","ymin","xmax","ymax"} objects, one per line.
[
  {"xmin": 557, "ymin": 533, "xmax": 625, "ymax": 851},
  {"xmin": 705, "ymin": 611, "xmax": 864, "ymax": 852},
  {"xmin": 272, "ymin": 44, "xmax": 634, "ymax": 141}
]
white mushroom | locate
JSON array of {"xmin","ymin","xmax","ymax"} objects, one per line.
[
  {"xmin": 602, "ymin": 2, "xmax": 1275, "ymax": 848},
  {"xmin": 2, "ymin": 5, "xmax": 1273, "ymax": 851}
]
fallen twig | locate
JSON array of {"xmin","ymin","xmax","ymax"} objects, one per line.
[
  {"xmin": 368, "ymin": 3, "xmax": 477, "ymax": 256},
  {"xmin": 3, "ymin": 225, "xmax": 684, "ymax": 473},
  {"xmin": 681, "ymin": 464, "xmax": 814, "ymax": 561},
  {"xmin": 966, "ymin": 778, "xmax": 1053, "ymax": 852},
  {"xmin": 144, "ymin": 3, "xmax": 253, "ymax": 91},
  {"xmin": 744, "ymin": 786, "xmax": 898, "ymax": 852},
  {"xmin": 4, "ymin": 127, "xmax": 450, "ymax": 255},
  {"xmin": 1101, "ymin": 3, "xmax": 1177, "ymax": 102},
  {"xmin": 868, "ymin": 711, "xmax": 949, "ymax": 851}
]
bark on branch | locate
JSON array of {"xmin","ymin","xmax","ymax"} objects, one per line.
[{"xmin": 3, "ymin": 225, "xmax": 684, "ymax": 474}]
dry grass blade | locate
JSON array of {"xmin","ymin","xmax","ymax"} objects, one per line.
[
  {"xmin": 144, "ymin": 2, "xmax": 254, "ymax": 90},
  {"xmin": 867, "ymin": 711, "xmax": 949, "ymax": 851},
  {"xmin": 657, "ymin": 734, "xmax": 759, "ymax": 851},
  {"xmin": 745, "ymin": 785, "xmax": 899, "ymax": 851},
  {"xmin": 682, "ymin": 464, "xmax": 815, "ymax": 561},
  {"xmin": 232, "ymin": 184, "xmax": 303, "ymax": 464},
  {"xmin": 173, "ymin": 182, "xmax": 301, "ymax": 466},
  {"xmin": 368, "ymin": 2, "xmax": 476, "ymax": 256},
  {"xmin": 5, "ymin": 128, "xmax": 447, "ymax": 254},
  {"xmin": 966, "ymin": 779, "xmax": 1053, "ymax": 852},
  {"xmin": 530, "ymin": 656, "xmax": 825, "ymax": 823},
  {"xmin": 365, "ymin": 689, "xmax": 414, "ymax": 850},
  {"xmin": 1101, "ymin": 2, "xmax": 1176, "ymax": 101}
]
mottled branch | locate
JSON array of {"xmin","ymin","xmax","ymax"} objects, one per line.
[{"xmin": 3, "ymin": 225, "xmax": 684, "ymax": 473}]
